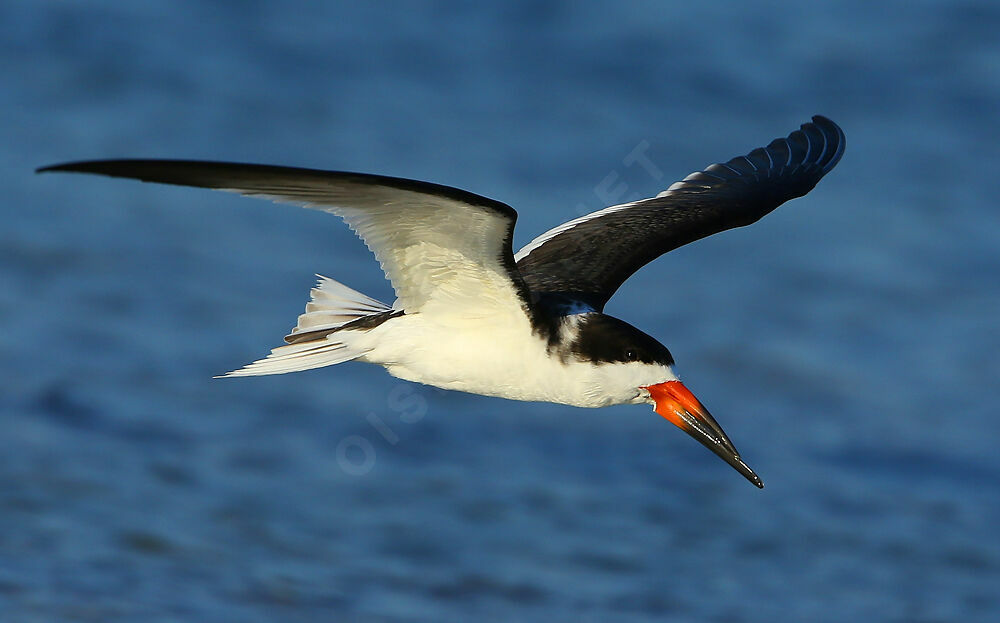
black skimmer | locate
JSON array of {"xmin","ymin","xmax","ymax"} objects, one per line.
[{"xmin": 38, "ymin": 115, "xmax": 844, "ymax": 487}]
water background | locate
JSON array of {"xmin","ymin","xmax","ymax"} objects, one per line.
[{"xmin": 3, "ymin": 1, "xmax": 999, "ymax": 621}]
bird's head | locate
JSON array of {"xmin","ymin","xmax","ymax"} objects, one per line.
[{"xmin": 568, "ymin": 314, "xmax": 763, "ymax": 488}]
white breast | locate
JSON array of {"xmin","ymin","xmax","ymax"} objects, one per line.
[{"xmin": 354, "ymin": 310, "xmax": 673, "ymax": 408}]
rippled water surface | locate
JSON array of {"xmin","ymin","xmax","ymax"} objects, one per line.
[{"xmin": 3, "ymin": 2, "xmax": 999, "ymax": 621}]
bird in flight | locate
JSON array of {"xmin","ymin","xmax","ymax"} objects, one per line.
[{"xmin": 38, "ymin": 116, "xmax": 845, "ymax": 487}]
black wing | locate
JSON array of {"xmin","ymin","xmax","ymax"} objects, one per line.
[{"xmin": 514, "ymin": 116, "xmax": 845, "ymax": 311}]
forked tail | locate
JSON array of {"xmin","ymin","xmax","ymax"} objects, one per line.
[{"xmin": 218, "ymin": 275, "xmax": 393, "ymax": 377}]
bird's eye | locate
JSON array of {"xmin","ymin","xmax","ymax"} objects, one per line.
[{"xmin": 625, "ymin": 349, "xmax": 636, "ymax": 361}]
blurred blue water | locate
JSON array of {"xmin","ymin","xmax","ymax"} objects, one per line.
[{"xmin": 3, "ymin": 1, "xmax": 999, "ymax": 621}]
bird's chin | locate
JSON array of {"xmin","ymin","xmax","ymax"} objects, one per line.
[{"xmin": 636, "ymin": 387, "xmax": 656, "ymax": 405}]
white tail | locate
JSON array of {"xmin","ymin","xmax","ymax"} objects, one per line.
[
  {"xmin": 217, "ymin": 275, "xmax": 391, "ymax": 377},
  {"xmin": 290, "ymin": 274, "xmax": 391, "ymax": 334}
]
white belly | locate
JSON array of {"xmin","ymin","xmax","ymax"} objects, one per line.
[{"xmin": 354, "ymin": 312, "xmax": 647, "ymax": 408}]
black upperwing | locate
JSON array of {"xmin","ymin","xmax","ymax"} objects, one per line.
[{"xmin": 515, "ymin": 116, "xmax": 845, "ymax": 311}]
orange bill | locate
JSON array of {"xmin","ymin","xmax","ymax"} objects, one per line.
[{"xmin": 643, "ymin": 380, "xmax": 763, "ymax": 488}]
